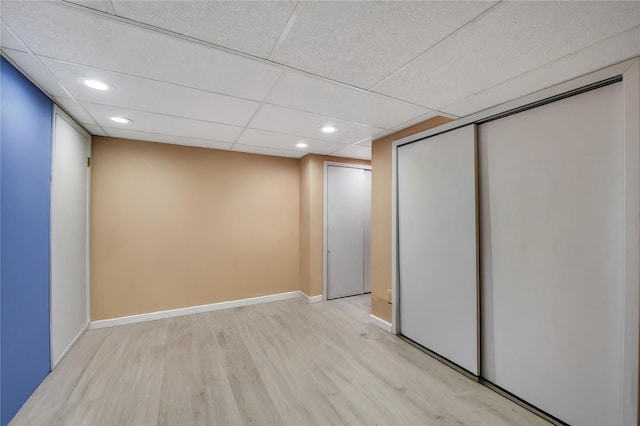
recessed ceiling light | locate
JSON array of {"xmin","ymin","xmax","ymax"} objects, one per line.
[
  {"xmin": 296, "ymin": 142, "xmax": 308, "ymax": 148},
  {"xmin": 79, "ymin": 78, "xmax": 110, "ymax": 91},
  {"xmin": 110, "ymin": 116, "xmax": 133, "ymax": 124},
  {"xmin": 319, "ymin": 125, "xmax": 338, "ymax": 134}
]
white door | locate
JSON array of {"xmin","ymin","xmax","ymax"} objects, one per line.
[
  {"xmin": 397, "ymin": 125, "xmax": 479, "ymax": 375},
  {"xmin": 50, "ymin": 109, "xmax": 90, "ymax": 368},
  {"xmin": 327, "ymin": 165, "xmax": 370, "ymax": 299},
  {"xmin": 363, "ymin": 170, "xmax": 371, "ymax": 293}
]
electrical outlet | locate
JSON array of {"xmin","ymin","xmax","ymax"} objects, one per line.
[{"xmin": 387, "ymin": 289, "xmax": 392, "ymax": 304}]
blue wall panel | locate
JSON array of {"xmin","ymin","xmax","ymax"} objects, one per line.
[{"xmin": 0, "ymin": 57, "xmax": 52, "ymax": 426}]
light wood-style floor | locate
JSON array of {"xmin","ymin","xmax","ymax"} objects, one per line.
[{"xmin": 10, "ymin": 295, "xmax": 548, "ymax": 426}]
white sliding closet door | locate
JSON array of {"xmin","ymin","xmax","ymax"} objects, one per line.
[
  {"xmin": 479, "ymin": 82, "xmax": 625, "ymax": 425},
  {"xmin": 398, "ymin": 125, "xmax": 479, "ymax": 375},
  {"xmin": 51, "ymin": 109, "xmax": 90, "ymax": 368}
]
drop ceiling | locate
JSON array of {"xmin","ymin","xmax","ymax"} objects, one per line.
[{"xmin": 1, "ymin": 0, "xmax": 639, "ymax": 160}]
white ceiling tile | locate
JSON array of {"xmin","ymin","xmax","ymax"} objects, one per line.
[
  {"xmin": 42, "ymin": 58, "xmax": 260, "ymax": 126},
  {"xmin": 82, "ymin": 103, "xmax": 242, "ymax": 142},
  {"xmin": 111, "ymin": 1, "xmax": 296, "ymax": 58},
  {"xmin": 63, "ymin": 0, "xmax": 115, "ymax": 14},
  {"xmin": 249, "ymin": 104, "xmax": 385, "ymax": 144},
  {"xmin": 232, "ymin": 144, "xmax": 303, "ymax": 159},
  {"xmin": 1, "ymin": 48, "xmax": 70, "ymax": 99},
  {"xmin": 1, "ymin": 22, "xmax": 26, "ymax": 51},
  {"xmin": 55, "ymin": 97, "xmax": 97, "ymax": 125},
  {"xmin": 271, "ymin": 1, "xmax": 496, "ymax": 88},
  {"xmin": 441, "ymin": 25, "xmax": 640, "ymax": 117},
  {"xmin": 82, "ymin": 123, "xmax": 106, "ymax": 136},
  {"xmin": 373, "ymin": 1, "xmax": 640, "ymax": 109},
  {"xmin": 238, "ymin": 128, "xmax": 346, "ymax": 156},
  {"xmin": 330, "ymin": 145, "xmax": 371, "ymax": 161},
  {"xmin": 1, "ymin": 1, "xmax": 282, "ymax": 101},
  {"xmin": 103, "ymin": 127, "xmax": 233, "ymax": 150},
  {"xmin": 266, "ymin": 71, "xmax": 434, "ymax": 129},
  {"xmin": 4, "ymin": 0, "xmax": 636, "ymax": 160}
]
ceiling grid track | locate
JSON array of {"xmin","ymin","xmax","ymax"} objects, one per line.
[
  {"xmin": 230, "ymin": 70, "xmax": 287, "ymax": 151},
  {"xmin": 267, "ymin": 1, "xmax": 304, "ymax": 61}
]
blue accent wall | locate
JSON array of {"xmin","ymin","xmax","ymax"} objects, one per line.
[{"xmin": 0, "ymin": 57, "xmax": 52, "ymax": 426}]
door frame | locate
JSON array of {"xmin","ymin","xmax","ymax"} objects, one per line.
[
  {"xmin": 323, "ymin": 161, "xmax": 372, "ymax": 301},
  {"xmin": 49, "ymin": 105, "xmax": 92, "ymax": 369}
]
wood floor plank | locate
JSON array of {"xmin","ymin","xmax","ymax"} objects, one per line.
[
  {"xmin": 190, "ymin": 313, "xmax": 243, "ymax": 426},
  {"xmin": 214, "ymin": 309, "xmax": 283, "ymax": 426},
  {"xmin": 9, "ymin": 295, "xmax": 549, "ymax": 426}
]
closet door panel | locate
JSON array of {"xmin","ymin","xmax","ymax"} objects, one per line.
[
  {"xmin": 479, "ymin": 82, "xmax": 624, "ymax": 425},
  {"xmin": 398, "ymin": 124, "xmax": 478, "ymax": 375}
]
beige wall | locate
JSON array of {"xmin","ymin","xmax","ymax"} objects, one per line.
[
  {"xmin": 299, "ymin": 155, "xmax": 312, "ymax": 297},
  {"xmin": 92, "ymin": 122, "xmax": 455, "ymax": 322},
  {"xmin": 91, "ymin": 137, "xmax": 300, "ymax": 320},
  {"xmin": 299, "ymin": 154, "xmax": 370, "ymax": 297},
  {"xmin": 370, "ymin": 116, "xmax": 454, "ymax": 322}
]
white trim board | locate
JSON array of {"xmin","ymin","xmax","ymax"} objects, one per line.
[
  {"xmin": 391, "ymin": 144, "xmax": 399, "ymax": 335},
  {"xmin": 370, "ymin": 314, "xmax": 392, "ymax": 333},
  {"xmin": 52, "ymin": 323, "xmax": 88, "ymax": 369},
  {"xmin": 299, "ymin": 291, "xmax": 323, "ymax": 304},
  {"xmin": 90, "ymin": 291, "xmax": 304, "ymax": 329},
  {"xmin": 621, "ymin": 58, "xmax": 639, "ymax": 426}
]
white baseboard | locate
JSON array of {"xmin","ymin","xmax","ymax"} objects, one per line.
[
  {"xmin": 89, "ymin": 291, "xmax": 301, "ymax": 329},
  {"xmin": 370, "ymin": 314, "xmax": 393, "ymax": 333},
  {"xmin": 298, "ymin": 291, "xmax": 323, "ymax": 304},
  {"xmin": 52, "ymin": 322, "xmax": 89, "ymax": 369}
]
